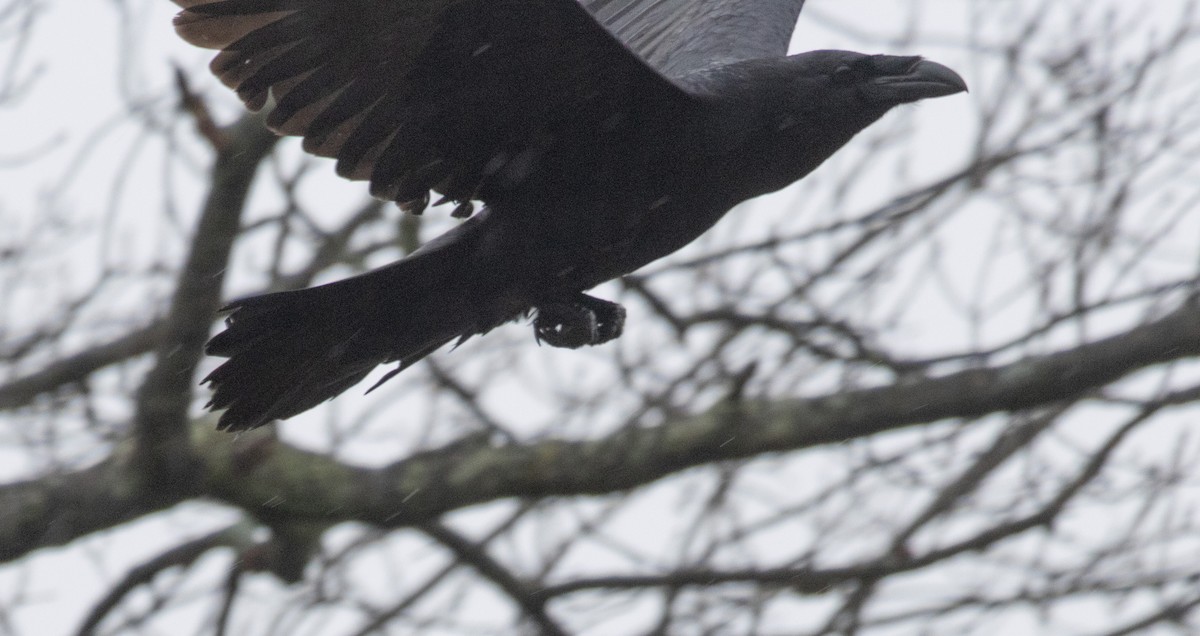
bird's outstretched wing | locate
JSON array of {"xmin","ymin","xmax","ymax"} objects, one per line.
[
  {"xmin": 584, "ymin": 0, "xmax": 807, "ymax": 78},
  {"xmin": 173, "ymin": 0, "xmax": 692, "ymax": 208}
]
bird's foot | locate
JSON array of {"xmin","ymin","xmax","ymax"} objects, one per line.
[{"xmin": 533, "ymin": 294, "xmax": 626, "ymax": 349}]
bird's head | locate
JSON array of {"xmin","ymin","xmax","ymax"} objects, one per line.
[
  {"xmin": 770, "ymin": 51, "xmax": 967, "ymax": 141},
  {"xmin": 699, "ymin": 50, "xmax": 966, "ymax": 199},
  {"xmin": 792, "ymin": 50, "xmax": 968, "ymax": 109}
]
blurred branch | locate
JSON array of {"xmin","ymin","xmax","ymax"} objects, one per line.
[
  {"xmin": 0, "ymin": 0, "xmax": 41, "ymax": 104},
  {"xmin": 173, "ymin": 65, "xmax": 228, "ymax": 152},
  {"xmin": 131, "ymin": 112, "xmax": 278, "ymax": 495},
  {"xmin": 2, "ymin": 279, "xmax": 1196, "ymax": 581},
  {"xmin": 75, "ymin": 520, "xmax": 258, "ymax": 636},
  {"xmin": 0, "ymin": 454, "xmax": 169, "ymax": 564},
  {"xmin": 887, "ymin": 406, "xmax": 1064, "ymax": 550},
  {"xmin": 270, "ymin": 198, "xmax": 388, "ymax": 291},
  {"xmin": 0, "ymin": 322, "xmax": 165, "ymax": 410},
  {"xmin": 419, "ymin": 521, "xmax": 567, "ymax": 636},
  {"xmin": 0, "ymin": 197, "xmax": 387, "ymax": 412},
  {"xmin": 194, "ymin": 298, "xmax": 1200, "ymax": 526},
  {"xmin": 536, "ymin": 400, "xmax": 1157, "ymax": 606},
  {"xmin": 1095, "ymin": 595, "xmax": 1200, "ymax": 636},
  {"xmin": 348, "ymin": 504, "xmax": 534, "ymax": 636}
]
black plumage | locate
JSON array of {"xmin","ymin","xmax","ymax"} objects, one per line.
[{"xmin": 173, "ymin": 0, "xmax": 966, "ymax": 430}]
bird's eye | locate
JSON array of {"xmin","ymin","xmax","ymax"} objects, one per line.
[{"xmin": 831, "ymin": 65, "xmax": 855, "ymax": 85}]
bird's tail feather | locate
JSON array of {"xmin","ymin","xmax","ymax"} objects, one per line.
[{"xmin": 203, "ymin": 240, "xmax": 486, "ymax": 431}]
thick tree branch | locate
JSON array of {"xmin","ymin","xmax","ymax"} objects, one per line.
[
  {"xmin": 534, "ymin": 405, "xmax": 1154, "ymax": 603},
  {"xmin": 132, "ymin": 112, "xmax": 278, "ymax": 496},
  {"xmin": 198, "ymin": 299, "xmax": 1200, "ymax": 526},
  {"xmin": 0, "ymin": 452, "xmax": 172, "ymax": 564},
  {"xmin": 4, "ymin": 300, "xmax": 1197, "ymax": 568}
]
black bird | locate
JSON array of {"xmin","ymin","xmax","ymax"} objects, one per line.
[{"xmin": 173, "ymin": 0, "xmax": 966, "ymax": 430}]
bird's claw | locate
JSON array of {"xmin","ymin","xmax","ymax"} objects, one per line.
[{"xmin": 534, "ymin": 295, "xmax": 626, "ymax": 349}]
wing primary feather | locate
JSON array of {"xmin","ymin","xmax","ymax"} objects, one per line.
[
  {"xmin": 186, "ymin": 0, "xmax": 291, "ymax": 17},
  {"xmin": 234, "ymin": 39, "xmax": 326, "ymax": 104},
  {"xmin": 302, "ymin": 79, "xmax": 394, "ymax": 153}
]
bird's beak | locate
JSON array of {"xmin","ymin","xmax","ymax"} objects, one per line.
[{"xmin": 866, "ymin": 59, "xmax": 968, "ymax": 104}]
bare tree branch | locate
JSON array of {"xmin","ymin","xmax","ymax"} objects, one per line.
[
  {"xmin": 0, "ymin": 323, "xmax": 165, "ymax": 410},
  {"xmin": 191, "ymin": 298, "xmax": 1200, "ymax": 527},
  {"xmin": 75, "ymin": 520, "xmax": 257, "ymax": 636},
  {"xmin": 131, "ymin": 112, "xmax": 278, "ymax": 494}
]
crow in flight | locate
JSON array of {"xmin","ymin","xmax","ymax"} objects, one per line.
[{"xmin": 173, "ymin": 0, "xmax": 967, "ymax": 430}]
